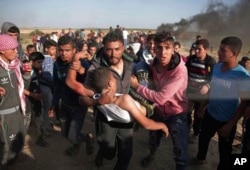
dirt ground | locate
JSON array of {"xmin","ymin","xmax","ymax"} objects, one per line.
[{"xmin": 4, "ymin": 107, "xmax": 243, "ymax": 170}]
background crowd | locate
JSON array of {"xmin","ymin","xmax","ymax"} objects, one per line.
[{"xmin": 0, "ymin": 21, "xmax": 250, "ymax": 170}]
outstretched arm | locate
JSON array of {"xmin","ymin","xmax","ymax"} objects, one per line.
[{"xmin": 118, "ymin": 94, "xmax": 169, "ymax": 137}]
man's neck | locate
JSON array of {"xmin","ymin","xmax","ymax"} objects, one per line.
[{"xmin": 111, "ymin": 60, "xmax": 124, "ymax": 76}]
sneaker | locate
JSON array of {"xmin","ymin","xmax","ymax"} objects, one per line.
[
  {"xmin": 64, "ymin": 144, "xmax": 80, "ymax": 156},
  {"xmin": 140, "ymin": 154, "xmax": 154, "ymax": 168},
  {"xmin": 86, "ymin": 134, "xmax": 94, "ymax": 155},
  {"xmin": 189, "ymin": 157, "xmax": 206, "ymax": 165},
  {"xmin": 95, "ymin": 151, "xmax": 104, "ymax": 167}
]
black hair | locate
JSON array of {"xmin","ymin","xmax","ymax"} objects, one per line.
[
  {"xmin": 26, "ymin": 44, "xmax": 35, "ymax": 51},
  {"xmin": 102, "ymin": 31, "xmax": 124, "ymax": 45},
  {"xmin": 88, "ymin": 42, "xmax": 98, "ymax": 48},
  {"xmin": 221, "ymin": 36, "xmax": 242, "ymax": 56},
  {"xmin": 29, "ymin": 52, "xmax": 45, "ymax": 61},
  {"xmin": 146, "ymin": 34, "xmax": 156, "ymax": 42},
  {"xmin": 86, "ymin": 67, "xmax": 111, "ymax": 93},
  {"xmin": 174, "ymin": 41, "xmax": 181, "ymax": 48},
  {"xmin": 8, "ymin": 26, "xmax": 20, "ymax": 33},
  {"xmin": 43, "ymin": 39, "xmax": 57, "ymax": 53},
  {"xmin": 196, "ymin": 39, "xmax": 209, "ymax": 49},
  {"xmin": 58, "ymin": 35, "xmax": 76, "ymax": 48},
  {"xmin": 155, "ymin": 31, "xmax": 174, "ymax": 44}
]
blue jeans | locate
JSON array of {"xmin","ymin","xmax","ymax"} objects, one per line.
[
  {"xmin": 60, "ymin": 101, "xmax": 88, "ymax": 144},
  {"xmin": 148, "ymin": 113, "xmax": 188, "ymax": 170}
]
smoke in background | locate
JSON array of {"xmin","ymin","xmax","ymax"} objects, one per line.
[
  {"xmin": 191, "ymin": 0, "xmax": 250, "ymax": 43},
  {"xmin": 158, "ymin": 0, "xmax": 250, "ymax": 54}
]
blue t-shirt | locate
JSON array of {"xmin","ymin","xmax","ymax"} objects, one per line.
[{"xmin": 207, "ymin": 63, "xmax": 250, "ymax": 122}]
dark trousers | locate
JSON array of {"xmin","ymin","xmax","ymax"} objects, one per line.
[
  {"xmin": 60, "ymin": 102, "xmax": 88, "ymax": 145},
  {"xmin": 148, "ymin": 113, "xmax": 188, "ymax": 170},
  {"xmin": 95, "ymin": 111, "xmax": 134, "ymax": 170},
  {"xmin": 0, "ymin": 111, "xmax": 25, "ymax": 165},
  {"xmin": 242, "ymin": 118, "xmax": 250, "ymax": 154},
  {"xmin": 197, "ymin": 110, "xmax": 236, "ymax": 170}
]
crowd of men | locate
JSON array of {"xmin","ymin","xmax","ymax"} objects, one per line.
[{"xmin": 0, "ymin": 21, "xmax": 250, "ymax": 170}]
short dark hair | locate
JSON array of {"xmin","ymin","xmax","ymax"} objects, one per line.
[
  {"xmin": 26, "ymin": 44, "xmax": 35, "ymax": 51},
  {"xmin": 103, "ymin": 31, "xmax": 124, "ymax": 45},
  {"xmin": 146, "ymin": 34, "xmax": 156, "ymax": 42},
  {"xmin": 221, "ymin": 36, "xmax": 242, "ymax": 56},
  {"xmin": 86, "ymin": 67, "xmax": 111, "ymax": 93},
  {"xmin": 44, "ymin": 39, "xmax": 57, "ymax": 49},
  {"xmin": 8, "ymin": 26, "xmax": 19, "ymax": 33},
  {"xmin": 88, "ymin": 42, "xmax": 98, "ymax": 49},
  {"xmin": 29, "ymin": 52, "xmax": 45, "ymax": 61},
  {"xmin": 174, "ymin": 41, "xmax": 181, "ymax": 48},
  {"xmin": 155, "ymin": 31, "xmax": 174, "ymax": 44},
  {"xmin": 196, "ymin": 39, "xmax": 209, "ymax": 49},
  {"xmin": 58, "ymin": 35, "xmax": 76, "ymax": 48}
]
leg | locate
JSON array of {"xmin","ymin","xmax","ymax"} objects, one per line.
[
  {"xmin": 187, "ymin": 99, "xmax": 195, "ymax": 134},
  {"xmin": 141, "ymin": 114, "xmax": 164, "ymax": 168},
  {"xmin": 242, "ymin": 118, "xmax": 250, "ymax": 154},
  {"xmin": 217, "ymin": 125, "xmax": 236, "ymax": 170},
  {"xmin": 167, "ymin": 113, "xmax": 189, "ymax": 170},
  {"xmin": 114, "ymin": 125, "xmax": 134, "ymax": 170},
  {"xmin": 95, "ymin": 113, "xmax": 117, "ymax": 165},
  {"xmin": 197, "ymin": 111, "xmax": 218, "ymax": 160},
  {"xmin": 60, "ymin": 102, "xmax": 72, "ymax": 139}
]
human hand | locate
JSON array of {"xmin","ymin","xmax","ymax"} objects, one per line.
[
  {"xmin": 74, "ymin": 51, "xmax": 90, "ymax": 60},
  {"xmin": 130, "ymin": 75, "xmax": 140, "ymax": 89},
  {"xmin": 200, "ymin": 84, "xmax": 210, "ymax": 95},
  {"xmin": 162, "ymin": 123, "xmax": 169, "ymax": 138},
  {"xmin": 0, "ymin": 86, "xmax": 6, "ymax": 97}
]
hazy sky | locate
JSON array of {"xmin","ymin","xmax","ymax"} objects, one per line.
[{"xmin": 0, "ymin": 0, "xmax": 237, "ymax": 29}]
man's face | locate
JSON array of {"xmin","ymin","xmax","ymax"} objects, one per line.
[
  {"xmin": 146, "ymin": 39, "xmax": 155, "ymax": 56},
  {"xmin": 155, "ymin": 41, "xmax": 174, "ymax": 66},
  {"xmin": 46, "ymin": 46, "xmax": 57, "ymax": 58},
  {"xmin": 32, "ymin": 59, "xmax": 44, "ymax": 70},
  {"xmin": 88, "ymin": 46, "xmax": 97, "ymax": 57},
  {"xmin": 27, "ymin": 47, "xmax": 36, "ymax": 55},
  {"xmin": 7, "ymin": 31, "xmax": 18, "ymax": 40},
  {"xmin": 104, "ymin": 41, "xmax": 124, "ymax": 65},
  {"xmin": 195, "ymin": 44, "xmax": 207, "ymax": 60},
  {"xmin": 218, "ymin": 44, "xmax": 234, "ymax": 63},
  {"xmin": 0, "ymin": 48, "xmax": 18, "ymax": 62},
  {"xmin": 58, "ymin": 44, "xmax": 76, "ymax": 62}
]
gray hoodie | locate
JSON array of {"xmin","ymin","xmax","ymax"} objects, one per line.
[{"xmin": 1, "ymin": 22, "xmax": 24, "ymax": 59}]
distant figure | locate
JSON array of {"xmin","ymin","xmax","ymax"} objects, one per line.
[{"xmin": 239, "ymin": 56, "xmax": 250, "ymax": 70}]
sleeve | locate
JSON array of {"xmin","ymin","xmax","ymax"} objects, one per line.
[{"xmin": 137, "ymin": 71, "xmax": 186, "ymax": 105}]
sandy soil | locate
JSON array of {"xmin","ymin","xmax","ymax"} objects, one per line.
[{"xmin": 4, "ymin": 108, "xmax": 243, "ymax": 170}]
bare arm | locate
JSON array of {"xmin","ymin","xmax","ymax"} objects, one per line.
[
  {"xmin": 118, "ymin": 94, "xmax": 169, "ymax": 137},
  {"xmin": 65, "ymin": 52, "xmax": 94, "ymax": 97}
]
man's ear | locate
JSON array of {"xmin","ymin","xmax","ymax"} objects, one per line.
[{"xmin": 107, "ymin": 80, "xmax": 113, "ymax": 88}]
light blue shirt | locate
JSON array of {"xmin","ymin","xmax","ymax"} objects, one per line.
[{"xmin": 207, "ymin": 63, "xmax": 250, "ymax": 121}]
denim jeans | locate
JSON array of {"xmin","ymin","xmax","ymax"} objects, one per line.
[
  {"xmin": 148, "ymin": 113, "xmax": 188, "ymax": 170},
  {"xmin": 60, "ymin": 101, "xmax": 88, "ymax": 144},
  {"xmin": 197, "ymin": 110, "xmax": 236, "ymax": 170}
]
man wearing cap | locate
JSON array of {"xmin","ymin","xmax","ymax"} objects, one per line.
[{"xmin": 0, "ymin": 34, "xmax": 25, "ymax": 167}]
